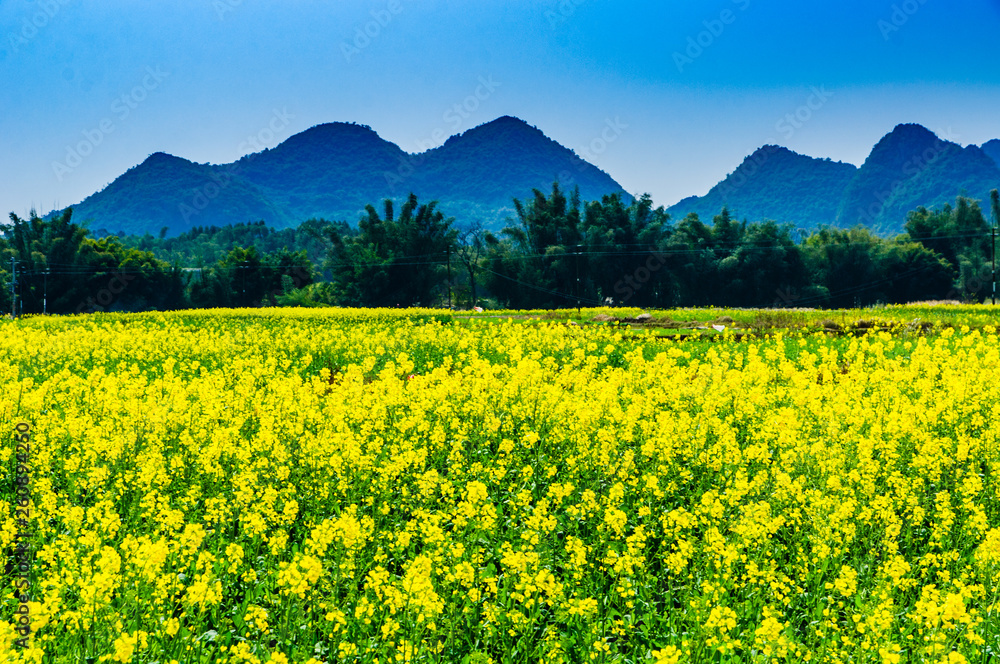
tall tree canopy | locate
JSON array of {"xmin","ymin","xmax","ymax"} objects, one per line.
[{"xmin": 324, "ymin": 193, "xmax": 457, "ymax": 307}]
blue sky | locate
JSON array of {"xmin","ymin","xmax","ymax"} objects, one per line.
[{"xmin": 3, "ymin": 0, "xmax": 999, "ymax": 221}]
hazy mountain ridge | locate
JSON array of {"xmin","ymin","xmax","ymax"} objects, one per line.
[
  {"xmin": 666, "ymin": 145, "xmax": 857, "ymax": 228},
  {"xmin": 836, "ymin": 124, "xmax": 1000, "ymax": 233},
  {"xmin": 77, "ymin": 152, "xmax": 293, "ymax": 237},
  {"xmin": 227, "ymin": 122, "xmax": 411, "ymax": 223},
  {"xmin": 669, "ymin": 124, "xmax": 1000, "ymax": 235},
  {"xmin": 981, "ymin": 139, "xmax": 1000, "ymax": 170},
  {"xmin": 414, "ymin": 116, "xmax": 629, "ymax": 206},
  {"xmin": 60, "ymin": 117, "xmax": 631, "ymax": 236},
  {"xmin": 58, "ymin": 119, "xmax": 1000, "ymax": 238}
]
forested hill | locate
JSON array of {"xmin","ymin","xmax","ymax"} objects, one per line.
[
  {"xmin": 668, "ymin": 124, "xmax": 1000, "ymax": 235},
  {"xmin": 412, "ymin": 116, "xmax": 633, "ymax": 216},
  {"xmin": 666, "ymin": 146, "xmax": 857, "ymax": 228},
  {"xmin": 981, "ymin": 139, "xmax": 1000, "ymax": 170},
  {"xmin": 50, "ymin": 120, "xmax": 1000, "ymax": 239},
  {"xmin": 57, "ymin": 116, "xmax": 631, "ymax": 237},
  {"xmin": 835, "ymin": 124, "xmax": 1000, "ymax": 233}
]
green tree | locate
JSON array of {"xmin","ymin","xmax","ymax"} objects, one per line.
[
  {"xmin": 905, "ymin": 196, "xmax": 992, "ymax": 301},
  {"xmin": 880, "ymin": 242, "xmax": 955, "ymax": 303},
  {"xmin": 803, "ymin": 227, "xmax": 888, "ymax": 307},
  {"xmin": 660, "ymin": 212, "xmax": 718, "ymax": 306},
  {"xmin": 76, "ymin": 236, "xmax": 186, "ymax": 312},
  {"xmin": 5, "ymin": 208, "xmax": 89, "ymax": 313},
  {"xmin": 218, "ymin": 246, "xmax": 268, "ymax": 307},
  {"xmin": 325, "ymin": 194, "xmax": 456, "ymax": 306},
  {"xmin": 0, "ymin": 238, "xmax": 11, "ymax": 315},
  {"xmin": 582, "ymin": 193, "xmax": 670, "ymax": 306},
  {"xmin": 802, "ymin": 227, "xmax": 953, "ymax": 307},
  {"xmin": 455, "ymin": 223, "xmax": 487, "ymax": 308},
  {"xmin": 260, "ymin": 248, "xmax": 315, "ymax": 304},
  {"xmin": 992, "ymin": 190, "xmax": 1000, "ymax": 229},
  {"xmin": 726, "ymin": 220, "xmax": 808, "ymax": 307},
  {"xmin": 3, "ymin": 209, "xmax": 187, "ymax": 313},
  {"xmin": 484, "ymin": 182, "xmax": 585, "ymax": 308}
]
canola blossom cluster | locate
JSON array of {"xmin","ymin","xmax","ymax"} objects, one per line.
[{"xmin": 1, "ymin": 308, "xmax": 999, "ymax": 663}]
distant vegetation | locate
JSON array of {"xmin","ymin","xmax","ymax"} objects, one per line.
[
  {"xmin": 5, "ymin": 185, "xmax": 1000, "ymax": 314},
  {"xmin": 48, "ymin": 117, "xmax": 1000, "ymax": 250},
  {"xmin": 667, "ymin": 146, "xmax": 857, "ymax": 229},
  {"xmin": 668, "ymin": 124, "xmax": 1000, "ymax": 235},
  {"xmin": 60, "ymin": 117, "xmax": 630, "ymax": 236}
]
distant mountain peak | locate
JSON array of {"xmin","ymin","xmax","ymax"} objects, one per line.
[
  {"xmin": 743, "ymin": 144, "xmax": 800, "ymax": 163},
  {"xmin": 297, "ymin": 121, "xmax": 378, "ymax": 137},
  {"xmin": 667, "ymin": 143, "xmax": 857, "ymax": 226},
  {"xmin": 887, "ymin": 122, "xmax": 938, "ymax": 138},
  {"xmin": 871, "ymin": 123, "xmax": 945, "ymax": 155},
  {"xmin": 731, "ymin": 145, "xmax": 843, "ymax": 177},
  {"xmin": 141, "ymin": 151, "xmax": 187, "ymax": 166},
  {"xmin": 485, "ymin": 116, "xmax": 542, "ymax": 133},
  {"xmin": 753, "ymin": 144, "xmax": 789, "ymax": 155},
  {"xmin": 269, "ymin": 121, "xmax": 388, "ymax": 152},
  {"xmin": 411, "ymin": 115, "xmax": 630, "ymax": 205},
  {"xmin": 981, "ymin": 139, "xmax": 1000, "ymax": 169},
  {"xmin": 59, "ymin": 115, "xmax": 629, "ymax": 236},
  {"xmin": 836, "ymin": 123, "xmax": 1000, "ymax": 231},
  {"xmin": 487, "ymin": 115, "xmax": 532, "ymax": 126},
  {"xmin": 444, "ymin": 116, "xmax": 544, "ymax": 144}
]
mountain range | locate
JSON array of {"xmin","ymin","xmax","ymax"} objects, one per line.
[
  {"xmin": 56, "ymin": 117, "xmax": 1000, "ymax": 238},
  {"xmin": 667, "ymin": 124, "xmax": 1000, "ymax": 234},
  {"xmin": 63, "ymin": 116, "xmax": 630, "ymax": 236}
]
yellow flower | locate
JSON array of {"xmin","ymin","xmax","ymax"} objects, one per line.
[
  {"xmin": 833, "ymin": 565, "xmax": 858, "ymax": 598},
  {"xmin": 652, "ymin": 646, "xmax": 682, "ymax": 664}
]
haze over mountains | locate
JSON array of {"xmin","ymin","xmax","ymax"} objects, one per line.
[
  {"xmin": 63, "ymin": 116, "xmax": 630, "ymax": 236},
  {"xmin": 668, "ymin": 123, "xmax": 1000, "ymax": 235},
  {"xmin": 55, "ymin": 117, "xmax": 1000, "ymax": 238},
  {"xmin": 666, "ymin": 146, "xmax": 858, "ymax": 229}
]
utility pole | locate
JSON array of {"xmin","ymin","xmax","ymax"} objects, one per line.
[
  {"xmin": 9, "ymin": 258, "xmax": 16, "ymax": 319},
  {"xmin": 44, "ymin": 268, "xmax": 49, "ymax": 315},
  {"xmin": 576, "ymin": 244, "xmax": 581, "ymax": 314},
  {"xmin": 992, "ymin": 189, "xmax": 999, "ymax": 306},
  {"xmin": 446, "ymin": 246, "xmax": 452, "ymax": 309}
]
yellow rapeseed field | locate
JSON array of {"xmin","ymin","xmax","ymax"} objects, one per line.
[{"xmin": 1, "ymin": 308, "xmax": 999, "ymax": 663}]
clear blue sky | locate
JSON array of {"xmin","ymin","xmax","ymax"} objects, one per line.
[{"xmin": 3, "ymin": 0, "xmax": 999, "ymax": 220}]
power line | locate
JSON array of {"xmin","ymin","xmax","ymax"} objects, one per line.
[{"xmin": 479, "ymin": 265, "xmax": 605, "ymax": 306}]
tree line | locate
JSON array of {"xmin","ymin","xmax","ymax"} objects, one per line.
[
  {"xmin": 3, "ymin": 186, "xmax": 999, "ymax": 314},
  {"xmin": 0, "ymin": 210, "xmax": 314, "ymax": 315}
]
